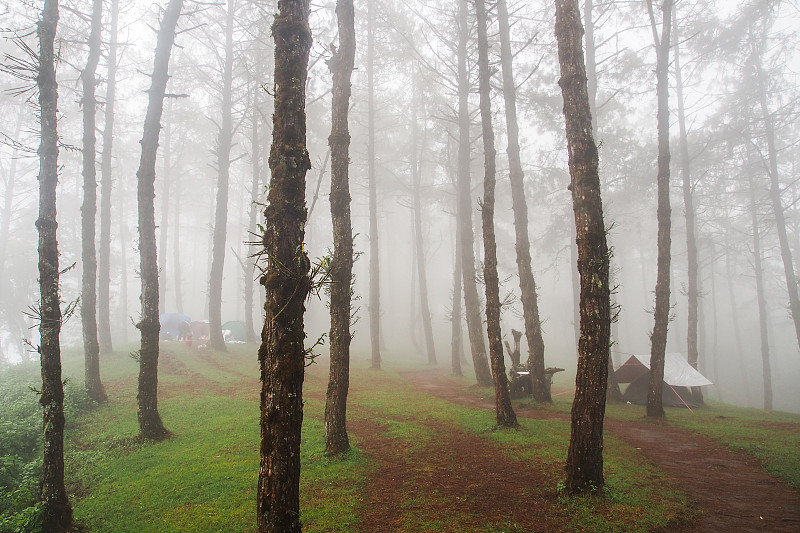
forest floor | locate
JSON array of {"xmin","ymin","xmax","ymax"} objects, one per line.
[
  {"xmin": 59, "ymin": 345, "xmax": 800, "ymax": 532},
  {"xmin": 397, "ymin": 368, "xmax": 800, "ymax": 533}
]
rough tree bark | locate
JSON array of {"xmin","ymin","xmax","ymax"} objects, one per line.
[
  {"xmin": 555, "ymin": 0, "xmax": 612, "ymax": 494},
  {"xmin": 475, "ymin": 0, "xmax": 517, "ymax": 428},
  {"xmin": 257, "ymin": 0, "xmax": 312, "ymax": 530},
  {"xmin": 81, "ymin": 0, "xmax": 107, "ymax": 403},
  {"xmin": 583, "ymin": 0, "xmax": 622, "ymax": 405},
  {"xmin": 367, "ymin": 0, "xmax": 381, "ymax": 370},
  {"xmin": 97, "ymin": 0, "xmax": 119, "ymax": 354},
  {"xmin": 457, "ymin": 0, "xmax": 492, "ymax": 386},
  {"xmin": 324, "ymin": 0, "xmax": 355, "ymax": 457},
  {"xmin": 673, "ymin": 6, "xmax": 702, "ymax": 405},
  {"xmin": 646, "ymin": 0, "xmax": 673, "ymax": 419},
  {"xmin": 135, "ymin": 0, "xmax": 183, "ymax": 441},
  {"xmin": 37, "ymin": 0, "xmax": 74, "ymax": 528},
  {"xmin": 497, "ymin": 0, "xmax": 549, "ymax": 402},
  {"xmin": 208, "ymin": 0, "xmax": 236, "ymax": 352}
]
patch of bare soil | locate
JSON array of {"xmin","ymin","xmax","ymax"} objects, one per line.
[
  {"xmin": 402, "ymin": 368, "xmax": 800, "ymax": 533},
  {"xmin": 349, "ymin": 413, "xmax": 563, "ymax": 532},
  {"xmin": 605, "ymin": 419, "xmax": 800, "ymax": 532}
]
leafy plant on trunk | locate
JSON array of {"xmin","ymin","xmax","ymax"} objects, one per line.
[{"xmin": 257, "ymin": 0, "xmax": 313, "ymax": 530}]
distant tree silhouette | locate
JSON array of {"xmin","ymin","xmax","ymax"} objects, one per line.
[{"xmin": 135, "ymin": 0, "xmax": 184, "ymax": 440}]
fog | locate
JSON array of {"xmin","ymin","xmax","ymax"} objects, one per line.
[{"xmin": 1, "ymin": 0, "xmax": 799, "ymax": 412}]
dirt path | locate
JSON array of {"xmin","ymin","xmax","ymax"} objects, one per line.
[
  {"xmin": 349, "ymin": 413, "xmax": 563, "ymax": 532},
  {"xmin": 401, "ymin": 368, "xmax": 800, "ymax": 533}
]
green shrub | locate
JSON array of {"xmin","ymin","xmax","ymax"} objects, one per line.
[{"xmin": 0, "ymin": 361, "xmax": 97, "ymax": 531}]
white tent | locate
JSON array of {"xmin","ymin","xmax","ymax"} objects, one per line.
[
  {"xmin": 614, "ymin": 353, "xmax": 712, "ymax": 407},
  {"xmin": 623, "ymin": 353, "xmax": 713, "ymax": 387}
]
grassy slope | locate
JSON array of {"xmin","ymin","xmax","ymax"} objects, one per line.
[
  {"xmin": 59, "ymin": 345, "xmax": 798, "ymax": 531},
  {"xmin": 513, "ymin": 375, "xmax": 800, "ymax": 490}
]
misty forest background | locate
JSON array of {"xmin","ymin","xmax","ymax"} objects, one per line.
[{"xmin": 1, "ymin": 0, "xmax": 800, "ymax": 413}]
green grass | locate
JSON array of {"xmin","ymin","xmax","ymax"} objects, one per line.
[
  {"xmin": 601, "ymin": 398, "xmax": 800, "ymax": 489},
  {"xmin": 665, "ymin": 403, "xmax": 800, "ymax": 489},
  {"xmin": 347, "ymin": 368, "xmax": 690, "ymax": 532},
  {"xmin": 64, "ymin": 346, "xmax": 372, "ymax": 533},
  {"xmin": 0, "ymin": 347, "xmax": 783, "ymax": 532}
]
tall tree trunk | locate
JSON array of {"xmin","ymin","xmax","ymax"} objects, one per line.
[
  {"xmin": 37, "ymin": 0, "xmax": 73, "ymax": 528},
  {"xmin": 584, "ymin": 0, "xmax": 597, "ymax": 133},
  {"xmin": 646, "ymin": 0, "xmax": 673, "ymax": 419},
  {"xmin": 673, "ymin": 7, "xmax": 702, "ymax": 405},
  {"xmin": 324, "ymin": 0, "xmax": 355, "ymax": 457},
  {"xmin": 208, "ymin": 0, "xmax": 235, "ymax": 352},
  {"xmin": 0, "ymin": 108, "xmax": 25, "ymax": 336},
  {"xmin": 585, "ymin": 0, "xmax": 622, "ymax": 408},
  {"xmin": 476, "ymin": 0, "xmax": 517, "ymax": 428},
  {"xmin": 555, "ymin": 0, "xmax": 612, "ymax": 494},
  {"xmin": 173, "ymin": 163, "xmax": 184, "ymax": 315},
  {"xmin": 158, "ymin": 100, "xmax": 172, "ymax": 315},
  {"xmin": 245, "ymin": 80, "xmax": 261, "ymax": 343},
  {"xmin": 451, "ymin": 200, "xmax": 464, "ymax": 376},
  {"xmin": 367, "ymin": 0, "xmax": 381, "ymax": 370},
  {"xmin": 724, "ymin": 222, "xmax": 746, "ymax": 379},
  {"xmin": 97, "ymin": 0, "xmax": 118, "ymax": 354},
  {"xmin": 81, "ymin": 0, "xmax": 107, "ymax": 403},
  {"xmin": 410, "ymin": 77, "xmax": 437, "ymax": 366},
  {"xmin": 257, "ymin": 0, "xmax": 312, "ymax": 530},
  {"xmin": 118, "ymin": 197, "xmax": 128, "ymax": 345},
  {"xmin": 573, "ymin": 0, "xmax": 594, "ymax": 359},
  {"xmin": 457, "ymin": 0, "xmax": 492, "ymax": 386},
  {"xmin": 707, "ymin": 242, "xmax": 718, "ymax": 398},
  {"xmin": 135, "ymin": 0, "xmax": 183, "ymax": 441},
  {"xmin": 748, "ymin": 174, "xmax": 773, "ymax": 410},
  {"xmin": 497, "ymin": 0, "xmax": 548, "ymax": 402},
  {"xmin": 753, "ymin": 39, "xmax": 800, "ymax": 352}
]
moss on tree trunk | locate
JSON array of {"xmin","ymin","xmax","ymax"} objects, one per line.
[
  {"xmin": 555, "ymin": 0, "xmax": 612, "ymax": 494},
  {"xmin": 257, "ymin": 1, "xmax": 313, "ymax": 531}
]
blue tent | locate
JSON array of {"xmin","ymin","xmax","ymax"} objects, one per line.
[{"xmin": 160, "ymin": 313, "xmax": 191, "ymax": 340}]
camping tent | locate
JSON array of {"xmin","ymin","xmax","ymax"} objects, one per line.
[
  {"xmin": 190, "ymin": 321, "xmax": 210, "ymax": 344},
  {"xmin": 614, "ymin": 353, "xmax": 712, "ymax": 408},
  {"xmin": 160, "ymin": 313, "xmax": 191, "ymax": 340},
  {"xmin": 221, "ymin": 320, "xmax": 248, "ymax": 342}
]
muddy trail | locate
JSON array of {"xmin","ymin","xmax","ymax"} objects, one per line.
[
  {"xmin": 398, "ymin": 368, "xmax": 800, "ymax": 533},
  {"xmin": 349, "ymin": 414, "xmax": 563, "ymax": 532}
]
